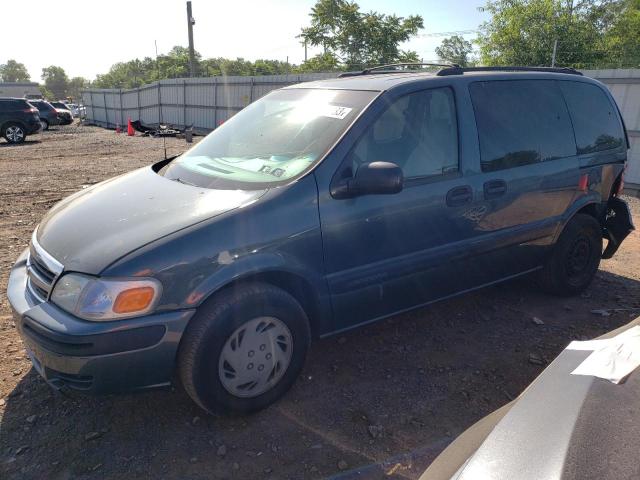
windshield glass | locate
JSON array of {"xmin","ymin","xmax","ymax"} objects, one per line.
[{"xmin": 161, "ymin": 88, "xmax": 377, "ymax": 189}]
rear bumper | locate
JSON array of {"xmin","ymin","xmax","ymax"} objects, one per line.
[
  {"xmin": 7, "ymin": 248, "xmax": 196, "ymax": 393},
  {"xmin": 24, "ymin": 118, "xmax": 41, "ymax": 134},
  {"xmin": 602, "ymin": 197, "xmax": 635, "ymax": 259}
]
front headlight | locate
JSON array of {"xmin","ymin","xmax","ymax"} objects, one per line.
[{"xmin": 51, "ymin": 274, "xmax": 162, "ymax": 321}]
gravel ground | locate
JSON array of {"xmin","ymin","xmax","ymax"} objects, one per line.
[{"xmin": 1, "ymin": 124, "xmax": 639, "ymax": 480}]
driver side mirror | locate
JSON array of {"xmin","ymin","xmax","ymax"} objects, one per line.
[{"xmin": 332, "ymin": 161, "xmax": 404, "ymax": 199}]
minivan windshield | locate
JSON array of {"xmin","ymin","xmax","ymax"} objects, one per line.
[{"xmin": 162, "ymin": 88, "xmax": 377, "ymax": 189}]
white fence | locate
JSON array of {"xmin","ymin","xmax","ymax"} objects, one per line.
[
  {"xmin": 80, "ymin": 73, "xmax": 338, "ymax": 134},
  {"xmin": 81, "ymin": 69, "xmax": 640, "ymax": 192}
]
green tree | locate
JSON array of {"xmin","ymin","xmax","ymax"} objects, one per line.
[
  {"xmin": 253, "ymin": 59, "xmax": 292, "ymax": 75},
  {"xmin": 201, "ymin": 57, "xmax": 254, "ymax": 76},
  {"xmin": 296, "ymin": 52, "xmax": 341, "ymax": 72},
  {"xmin": 94, "ymin": 58, "xmax": 156, "ymax": 89},
  {"xmin": 67, "ymin": 77, "xmax": 89, "ymax": 101},
  {"xmin": 0, "ymin": 59, "xmax": 31, "ymax": 82},
  {"xmin": 602, "ymin": 0, "xmax": 640, "ymax": 67},
  {"xmin": 41, "ymin": 65, "xmax": 69, "ymax": 99},
  {"xmin": 476, "ymin": 0, "xmax": 608, "ymax": 68},
  {"xmin": 299, "ymin": 0, "xmax": 423, "ymax": 69},
  {"xmin": 435, "ymin": 35, "xmax": 474, "ymax": 66},
  {"xmin": 155, "ymin": 46, "xmax": 202, "ymax": 79}
]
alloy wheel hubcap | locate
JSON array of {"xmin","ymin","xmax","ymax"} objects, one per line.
[
  {"xmin": 6, "ymin": 126, "xmax": 24, "ymax": 142},
  {"xmin": 218, "ymin": 317, "xmax": 293, "ymax": 398}
]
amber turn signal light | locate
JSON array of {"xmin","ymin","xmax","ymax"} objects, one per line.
[{"xmin": 113, "ymin": 287, "xmax": 156, "ymax": 314}]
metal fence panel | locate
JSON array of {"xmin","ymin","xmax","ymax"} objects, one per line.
[{"xmin": 82, "ymin": 73, "xmax": 338, "ymax": 133}]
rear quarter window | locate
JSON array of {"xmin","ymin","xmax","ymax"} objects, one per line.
[
  {"xmin": 559, "ymin": 81, "xmax": 624, "ymax": 154},
  {"xmin": 470, "ymin": 80, "xmax": 576, "ymax": 172},
  {"xmin": 0, "ymin": 100, "xmax": 23, "ymax": 111}
]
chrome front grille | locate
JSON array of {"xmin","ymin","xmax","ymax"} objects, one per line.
[{"xmin": 26, "ymin": 230, "xmax": 63, "ymax": 303}]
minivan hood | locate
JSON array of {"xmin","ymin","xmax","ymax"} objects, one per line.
[{"xmin": 37, "ymin": 166, "xmax": 266, "ymax": 274}]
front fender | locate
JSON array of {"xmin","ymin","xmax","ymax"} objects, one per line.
[{"xmin": 185, "ymin": 252, "xmax": 332, "ymax": 333}]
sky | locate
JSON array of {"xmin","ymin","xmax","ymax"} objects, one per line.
[{"xmin": 0, "ymin": 0, "xmax": 488, "ymax": 82}]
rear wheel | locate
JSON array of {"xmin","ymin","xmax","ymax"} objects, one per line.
[
  {"xmin": 2, "ymin": 123, "xmax": 26, "ymax": 144},
  {"xmin": 538, "ymin": 213, "xmax": 602, "ymax": 296},
  {"xmin": 178, "ymin": 283, "xmax": 311, "ymax": 414}
]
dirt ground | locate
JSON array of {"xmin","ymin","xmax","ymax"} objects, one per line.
[{"xmin": 1, "ymin": 124, "xmax": 639, "ymax": 480}]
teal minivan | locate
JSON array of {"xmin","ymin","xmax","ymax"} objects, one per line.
[{"xmin": 8, "ymin": 65, "xmax": 634, "ymax": 413}]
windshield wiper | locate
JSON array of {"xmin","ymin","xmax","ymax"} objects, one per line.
[{"xmin": 174, "ymin": 177, "xmax": 197, "ymax": 186}]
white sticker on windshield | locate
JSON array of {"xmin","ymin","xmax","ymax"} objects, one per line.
[{"xmin": 322, "ymin": 105, "xmax": 352, "ymax": 120}]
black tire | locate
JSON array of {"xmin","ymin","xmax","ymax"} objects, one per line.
[
  {"xmin": 178, "ymin": 282, "xmax": 311, "ymax": 414},
  {"xmin": 40, "ymin": 119, "xmax": 49, "ymax": 131},
  {"xmin": 538, "ymin": 213, "xmax": 602, "ymax": 296},
  {"xmin": 2, "ymin": 123, "xmax": 26, "ymax": 144}
]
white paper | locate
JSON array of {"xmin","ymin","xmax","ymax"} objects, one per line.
[
  {"xmin": 567, "ymin": 326, "xmax": 640, "ymax": 384},
  {"xmin": 321, "ymin": 105, "xmax": 352, "ymax": 119}
]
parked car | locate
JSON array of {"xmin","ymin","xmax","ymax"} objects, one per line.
[
  {"xmin": 49, "ymin": 101, "xmax": 73, "ymax": 125},
  {"xmin": 7, "ymin": 65, "xmax": 634, "ymax": 414},
  {"xmin": 28, "ymin": 100, "xmax": 61, "ymax": 130},
  {"xmin": 421, "ymin": 317, "xmax": 640, "ymax": 480},
  {"xmin": 64, "ymin": 103, "xmax": 80, "ymax": 117},
  {"xmin": 0, "ymin": 97, "xmax": 42, "ymax": 144}
]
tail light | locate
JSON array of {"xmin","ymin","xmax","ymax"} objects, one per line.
[{"xmin": 24, "ymin": 107, "xmax": 38, "ymax": 114}]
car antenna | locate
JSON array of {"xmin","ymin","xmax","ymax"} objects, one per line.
[{"xmin": 155, "ymin": 40, "xmax": 168, "ymax": 160}]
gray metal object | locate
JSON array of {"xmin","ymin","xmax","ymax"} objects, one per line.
[
  {"xmin": 218, "ymin": 317, "xmax": 293, "ymax": 398},
  {"xmin": 421, "ymin": 318, "xmax": 640, "ymax": 480}
]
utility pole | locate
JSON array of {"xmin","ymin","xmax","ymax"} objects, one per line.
[
  {"xmin": 186, "ymin": 1, "xmax": 196, "ymax": 77},
  {"xmin": 551, "ymin": 39, "xmax": 558, "ymax": 67},
  {"xmin": 304, "ymin": 40, "xmax": 308, "ymax": 62}
]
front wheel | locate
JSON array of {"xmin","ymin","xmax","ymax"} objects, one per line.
[
  {"xmin": 178, "ymin": 283, "xmax": 311, "ymax": 414},
  {"xmin": 40, "ymin": 119, "xmax": 49, "ymax": 131},
  {"xmin": 538, "ymin": 213, "xmax": 602, "ymax": 296}
]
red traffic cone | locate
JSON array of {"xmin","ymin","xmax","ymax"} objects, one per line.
[{"xmin": 127, "ymin": 117, "xmax": 134, "ymax": 136}]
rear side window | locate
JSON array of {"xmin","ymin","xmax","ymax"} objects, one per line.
[
  {"xmin": 0, "ymin": 100, "xmax": 23, "ymax": 110},
  {"xmin": 32, "ymin": 102, "xmax": 53, "ymax": 111},
  {"xmin": 559, "ymin": 81, "xmax": 624, "ymax": 154},
  {"xmin": 346, "ymin": 87, "xmax": 458, "ymax": 179},
  {"xmin": 470, "ymin": 80, "xmax": 576, "ymax": 172}
]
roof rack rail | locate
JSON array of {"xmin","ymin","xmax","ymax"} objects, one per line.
[
  {"xmin": 339, "ymin": 62, "xmax": 459, "ymax": 78},
  {"xmin": 436, "ymin": 66, "xmax": 583, "ymax": 76}
]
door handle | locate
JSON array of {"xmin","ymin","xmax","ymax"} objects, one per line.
[
  {"xmin": 484, "ymin": 179, "xmax": 507, "ymax": 199},
  {"xmin": 446, "ymin": 185, "xmax": 473, "ymax": 207}
]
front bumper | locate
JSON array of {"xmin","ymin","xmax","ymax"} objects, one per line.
[{"xmin": 7, "ymin": 249, "xmax": 195, "ymax": 393}]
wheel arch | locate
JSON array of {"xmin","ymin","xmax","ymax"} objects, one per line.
[
  {"xmin": 190, "ymin": 267, "xmax": 332, "ymax": 339},
  {"xmin": 0, "ymin": 120, "xmax": 27, "ymax": 134},
  {"xmin": 552, "ymin": 196, "xmax": 604, "ymax": 244}
]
